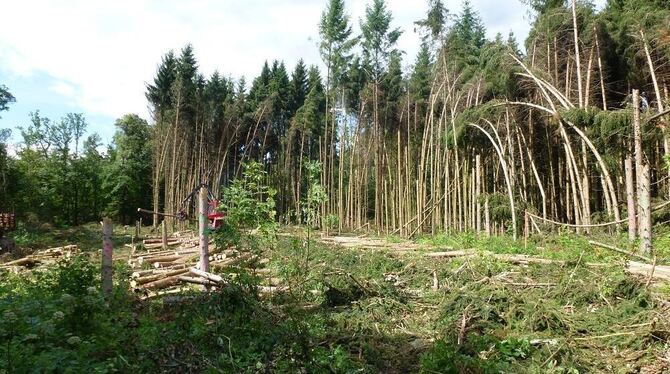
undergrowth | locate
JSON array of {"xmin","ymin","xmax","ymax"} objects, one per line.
[{"xmin": 2, "ymin": 227, "xmax": 669, "ymax": 372}]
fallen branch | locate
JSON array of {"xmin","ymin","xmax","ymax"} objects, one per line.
[{"xmin": 589, "ymin": 241, "xmax": 652, "ymax": 262}]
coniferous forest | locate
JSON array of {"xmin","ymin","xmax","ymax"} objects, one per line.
[{"xmin": 2, "ymin": 0, "xmax": 670, "ymax": 372}]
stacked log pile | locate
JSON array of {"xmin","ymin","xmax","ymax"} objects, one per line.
[
  {"xmin": 0, "ymin": 245, "xmax": 79, "ymax": 271},
  {"xmin": 129, "ymin": 233, "xmax": 282, "ymax": 299}
]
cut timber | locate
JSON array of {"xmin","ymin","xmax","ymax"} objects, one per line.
[
  {"xmin": 153, "ymin": 261, "xmax": 183, "ymax": 269},
  {"xmin": 132, "ymin": 249, "xmax": 175, "ymax": 259},
  {"xmin": 144, "ymin": 241, "xmax": 180, "ymax": 250},
  {"xmin": 131, "ymin": 269, "xmax": 157, "ymax": 278},
  {"xmin": 143, "ymin": 274, "xmax": 182, "ymax": 290},
  {"xmin": 138, "ymin": 254, "xmax": 183, "ymax": 265},
  {"xmin": 178, "ymin": 275, "xmax": 218, "ymax": 286},
  {"xmin": 131, "ymin": 268, "xmax": 189, "ymax": 288},
  {"xmin": 190, "ymin": 267, "xmax": 225, "ymax": 284},
  {"xmin": 0, "ymin": 257, "xmax": 40, "ymax": 267},
  {"xmin": 171, "ymin": 253, "xmax": 199, "ymax": 264}
]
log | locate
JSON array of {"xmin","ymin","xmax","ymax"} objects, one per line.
[
  {"xmin": 178, "ymin": 276, "xmax": 218, "ymax": 286},
  {"xmin": 131, "ymin": 269, "xmax": 156, "ymax": 278},
  {"xmin": 589, "ymin": 240, "xmax": 652, "ymax": 262},
  {"xmin": 131, "ymin": 268, "xmax": 190, "ymax": 288},
  {"xmin": 189, "ymin": 267, "xmax": 225, "ymax": 284},
  {"xmin": 153, "ymin": 261, "xmax": 183, "ymax": 269},
  {"xmin": 138, "ymin": 254, "xmax": 183, "ymax": 265},
  {"xmin": 144, "ymin": 241, "xmax": 180, "ymax": 250},
  {"xmin": 132, "ymin": 249, "xmax": 175, "ymax": 259},
  {"xmin": 143, "ymin": 274, "xmax": 183, "ymax": 290},
  {"xmin": 171, "ymin": 253, "xmax": 199, "ymax": 264},
  {"xmin": 0, "ymin": 257, "xmax": 40, "ymax": 267}
]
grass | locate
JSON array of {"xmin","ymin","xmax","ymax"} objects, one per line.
[{"xmin": 2, "ymin": 224, "xmax": 669, "ymax": 372}]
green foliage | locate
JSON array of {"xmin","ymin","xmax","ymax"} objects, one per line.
[
  {"xmin": 215, "ymin": 161, "xmax": 278, "ymax": 254},
  {"xmin": 302, "ymin": 160, "xmax": 327, "ymax": 228},
  {"xmin": 319, "ymin": 0, "xmax": 357, "ymax": 90},
  {"xmin": 415, "ymin": 0, "xmax": 448, "ymax": 44},
  {"xmin": 0, "ymin": 84, "xmax": 15, "ymax": 116},
  {"xmin": 13, "ymin": 111, "xmax": 108, "ymax": 226},
  {"xmin": 0, "ymin": 253, "xmax": 360, "ymax": 373},
  {"xmin": 410, "ymin": 42, "xmax": 433, "ymax": 104},
  {"xmin": 360, "ymin": 0, "xmax": 402, "ymax": 82},
  {"xmin": 103, "ymin": 114, "xmax": 152, "ymax": 224},
  {"xmin": 0, "ymin": 256, "xmax": 133, "ymax": 373}
]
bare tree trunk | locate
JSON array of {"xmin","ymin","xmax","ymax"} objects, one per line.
[
  {"xmin": 641, "ymin": 29, "xmax": 670, "ymax": 198},
  {"xmin": 572, "ymin": 0, "xmax": 584, "ymax": 108},
  {"xmin": 198, "ymin": 187, "xmax": 209, "ymax": 272},
  {"xmin": 594, "ymin": 26, "xmax": 608, "ymax": 110},
  {"xmin": 625, "ymin": 157, "xmax": 637, "ymax": 243},
  {"xmin": 638, "ymin": 164, "xmax": 652, "ymax": 255}
]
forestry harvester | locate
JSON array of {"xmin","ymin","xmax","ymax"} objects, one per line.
[
  {"xmin": 178, "ymin": 183, "xmax": 226, "ymax": 228},
  {"xmin": 138, "ymin": 184, "xmax": 225, "ymax": 229}
]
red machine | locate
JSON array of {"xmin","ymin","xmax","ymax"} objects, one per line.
[
  {"xmin": 178, "ymin": 184, "xmax": 225, "ymax": 229},
  {"xmin": 207, "ymin": 199, "xmax": 226, "ymax": 228}
]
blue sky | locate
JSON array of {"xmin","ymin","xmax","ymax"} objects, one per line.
[{"xmin": 0, "ymin": 0, "xmax": 605, "ymax": 150}]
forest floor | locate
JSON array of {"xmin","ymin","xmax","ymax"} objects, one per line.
[{"xmin": 2, "ymin": 225, "xmax": 670, "ymax": 373}]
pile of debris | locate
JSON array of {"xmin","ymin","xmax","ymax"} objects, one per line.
[{"xmin": 0, "ymin": 245, "xmax": 79, "ymax": 272}]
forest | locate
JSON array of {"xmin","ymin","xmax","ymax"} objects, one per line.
[{"xmin": 1, "ymin": 0, "xmax": 670, "ymax": 372}]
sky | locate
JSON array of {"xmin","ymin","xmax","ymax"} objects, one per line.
[{"xmin": 0, "ymin": 0, "xmax": 607, "ymax": 148}]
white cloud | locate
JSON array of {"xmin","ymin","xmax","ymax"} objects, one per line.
[
  {"xmin": 49, "ymin": 81, "xmax": 77, "ymax": 98},
  {"xmin": 0, "ymin": 0, "xmax": 606, "ymax": 123}
]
